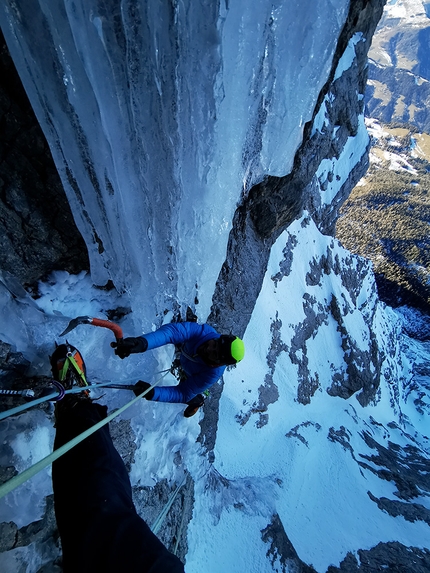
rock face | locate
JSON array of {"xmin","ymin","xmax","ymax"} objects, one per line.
[
  {"xmin": 207, "ymin": 0, "xmax": 385, "ymax": 441},
  {"xmin": 261, "ymin": 514, "xmax": 318, "ymax": 573},
  {"xmin": 327, "ymin": 542, "xmax": 430, "ymax": 573},
  {"xmin": 209, "ymin": 0, "xmax": 385, "ymax": 334},
  {"xmin": 0, "ymin": 30, "xmax": 89, "ymax": 289}
]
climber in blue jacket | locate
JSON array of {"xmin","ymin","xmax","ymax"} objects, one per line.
[{"xmin": 112, "ymin": 322, "xmax": 245, "ymax": 417}]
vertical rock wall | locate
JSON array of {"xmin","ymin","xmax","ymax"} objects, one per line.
[{"xmin": 0, "ymin": 31, "xmax": 89, "ymax": 290}]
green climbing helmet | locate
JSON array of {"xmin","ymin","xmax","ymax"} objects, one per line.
[
  {"xmin": 231, "ymin": 336, "xmax": 245, "ymax": 362},
  {"xmin": 219, "ymin": 335, "xmax": 245, "ymax": 365}
]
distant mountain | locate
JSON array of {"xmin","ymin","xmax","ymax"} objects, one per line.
[
  {"xmin": 366, "ymin": 0, "xmax": 430, "ymax": 131},
  {"xmin": 337, "ymin": 118, "xmax": 430, "ymax": 313},
  {"xmin": 338, "ymin": 0, "xmax": 430, "ymax": 315}
]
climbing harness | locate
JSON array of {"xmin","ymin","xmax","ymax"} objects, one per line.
[
  {"xmin": 0, "ymin": 311, "xmax": 198, "ymax": 545},
  {"xmin": 50, "ymin": 343, "xmax": 88, "ymax": 395},
  {"xmin": 0, "ymin": 311, "xmax": 193, "ymax": 537}
]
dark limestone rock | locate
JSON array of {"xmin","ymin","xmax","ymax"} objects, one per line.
[
  {"xmin": 327, "ymin": 541, "xmax": 430, "ymax": 573},
  {"xmin": 0, "ymin": 495, "xmax": 60, "ymax": 561},
  {"xmin": 358, "ymin": 431, "xmax": 430, "ymax": 502},
  {"xmin": 327, "ymin": 293, "xmax": 382, "ymax": 407},
  {"xmin": 367, "ymin": 491, "xmax": 430, "ymax": 527},
  {"xmin": 286, "ymin": 421, "xmax": 322, "ymax": 448},
  {"xmin": 328, "ymin": 425, "xmax": 356, "ymax": 458},
  {"xmin": 261, "ymin": 513, "xmax": 318, "ymax": 573},
  {"xmin": 235, "ymin": 315, "xmax": 284, "ymax": 427},
  {"xmin": 0, "ymin": 340, "xmax": 29, "ymax": 377},
  {"xmin": 0, "ymin": 30, "xmax": 89, "ymax": 288},
  {"xmin": 109, "ymin": 418, "xmax": 137, "ymax": 474},
  {"xmin": 131, "ymin": 475, "xmax": 194, "ymax": 562}
]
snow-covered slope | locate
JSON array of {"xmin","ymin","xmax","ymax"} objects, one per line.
[
  {"xmin": 0, "ymin": 0, "xmax": 429, "ymax": 572},
  {"xmin": 189, "ymin": 215, "xmax": 429, "ymax": 572}
]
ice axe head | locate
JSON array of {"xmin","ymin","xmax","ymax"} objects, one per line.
[
  {"xmin": 59, "ymin": 316, "xmax": 92, "ymax": 337},
  {"xmin": 59, "ymin": 316, "xmax": 123, "ymax": 341}
]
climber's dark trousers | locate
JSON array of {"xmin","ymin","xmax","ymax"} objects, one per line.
[{"xmin": 52, "ymin": 400, "xmax": 184, "ymax": 573}]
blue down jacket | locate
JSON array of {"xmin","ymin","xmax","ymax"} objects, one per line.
[{"xmin": 140, "ymin": 322, "xmax": 225, "ymax": 403}]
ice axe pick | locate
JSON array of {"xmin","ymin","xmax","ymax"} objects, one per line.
[{"xmin": 60, "ymin": 316, "xmax": 124, "ymax": 342}]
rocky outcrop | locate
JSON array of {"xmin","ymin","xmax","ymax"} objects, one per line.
[
  {"xmin": 327, "ymin": 542, "xmax": 430, "ymax": 573},
  {"xmin": 359, "ymin": 431, "xmax": 430, "ymax": 503},
  {"xmin": 261, "ymin": 514, "xmax": 318, "ymax": 573},
  {"xmin": 0, "ymin": 340, "xmax": 29, "ymax": 381},
  {"xmin": 209, "ymin": 0, "xmax": 384, "ymax": 328},
  {"xmin": 205, "ymin": 0, "xmax": 385, "ymax": 449},
  {"xmin": 0, "ymin": 496, "xmax": 59, "ymax": 555},
  {"xmin": 0, "ymin": 30, "xmax": 89, "ymax": 289}
]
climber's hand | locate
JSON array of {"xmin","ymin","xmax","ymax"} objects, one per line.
[
  {"xmin": 112, "ymin": 337, "xmax": 148, "ymax": 359},
  {"xmin": 133, "ymin": 380, "xmax": 154, "ymax": 400}
]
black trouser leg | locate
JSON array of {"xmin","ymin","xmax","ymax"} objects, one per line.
[{"xmin": 52, "ymin": 400, "xmax": 184, "ymax": 573}]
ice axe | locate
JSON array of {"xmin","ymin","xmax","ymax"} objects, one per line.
[{"xmin": 60, "ymin": 316, "xmax": 124, "ymax": 342}]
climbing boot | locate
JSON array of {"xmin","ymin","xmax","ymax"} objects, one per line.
[
  {"xmin": 50, "ymin": 344, "xmax": 91, "ymax": 423},
  {"xmin": 184, "ymin": 394, "xmax": 205, "ymax": 418},
  {"xmin": 50, "ymin": 343, "xmax": 89, "ymax": 394}
]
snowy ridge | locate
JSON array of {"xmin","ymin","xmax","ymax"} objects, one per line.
[{"xmin": 189, "ymin": 216, "xmax": 428, "ymax": 572}]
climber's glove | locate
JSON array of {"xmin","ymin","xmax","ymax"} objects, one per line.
[
  {"xmin": 133, "ymin": 380, "xmax": 154, "ymax": 400},
  {"xmin": 112, "ymin": 337, "xmax": 148, "ymax": 359}
]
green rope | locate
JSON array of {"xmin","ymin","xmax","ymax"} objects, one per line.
[
  {"xmin": 151, "ymin": 473, "xmax": 187, "ymax": 535},
  {"xmin": 0, "ymin": 378, "xmax": 164, "ymax": 501},
  {"xmin": 0, "ymin": 369, "xmax": 173, "ymax": 423},
  {"xmin": 173, "ymin": 477, "xmax": 190, "ymax": 555}
]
